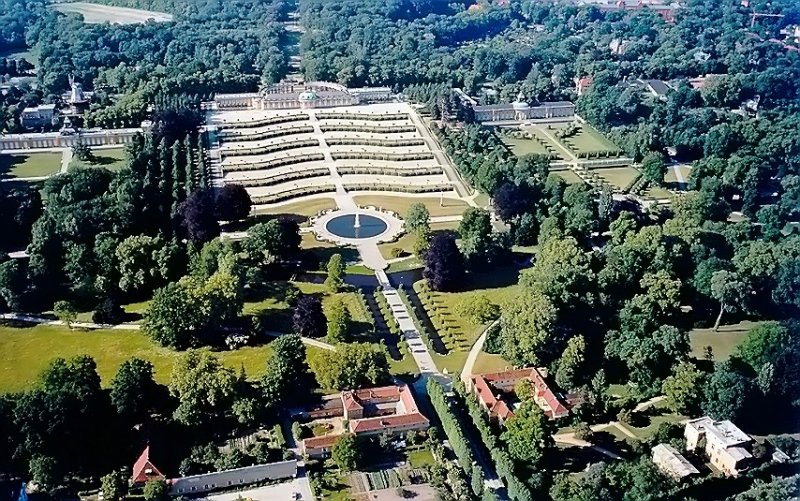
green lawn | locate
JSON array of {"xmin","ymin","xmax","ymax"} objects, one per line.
[
  {"xmin": 352, "ymin": 195, "xmax": 469, "ymax": 218},
  {"xmin": 243, "ymin": 281, "xmax": 373, "ymax": 340},
  {"xmin": 0, "ymin": 323, "xmax": 276, "ymax": 393},
  {"xmin": 689, "ymin": 320, "xmax": 759, "ymax": 361},
  {"xmin": 644, "ymin": 186, "xmax": 673, "ymax": 200},
  {"xmin": 378, "ymin": 221, "xmax": 459, "ymax": 259},
  {"xmin": 554, "ymin": 169, "xmax": 586, "ymax": 185},
  {"xmin": 596, "ymin": 167, "xmax": 641, "ymax": 191},
  {"xmin": 407, "ymin": 449, "xmax": 435, "ymax": 468},
  {"xmin": 501, "ymin": 135, "xmax": 553, "ymax": 157},
  {"xmin": 414, "ymin": 266, "xmax": 523, "ymax": 374},
  {"xmin": 0, "ymin": 47, "xmax": 39, "ymax": 67},
  {"xmin": 471, "ymin": 352, "xmax": 511, "ymax": 375},
  {"xmin": 252, "ymin": 198, "xmax": 337, "ymax": 219},
  {"xmin": 71, "ymin": 148, "xmax": 128, "ymax": 172},
  {"xmin": 0, "ymin": 153, "xmax": 62, "ymax": 179},
  {"xmin": 562, "ymin": 124, "xmax": 622, "ymax": 155},
  {"xmin": 385, "ymin": 257, "xmax": 423, "ymax": 274}
]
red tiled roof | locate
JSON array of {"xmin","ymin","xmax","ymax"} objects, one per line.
[
  {"xmin": 472, "ymin": 368, "xmax": 571, "ymax": 421},
  {"xmin": 350, "ymin": 412, "xmax": 429, "ymax": 433},
  {"xmin": 303, "ymin": 434, "xmax": 340, "ymax": 450},
  {"xmin": 353, "ymin": 386, "xmax": 402, "ymax": 402},
  {"xmin": 342, "ymin": 392, "xmax": 363, "ymax": 412},
  {"xmin": 132, "ymin": 446, "xmax": 165, "ymax": 485}
]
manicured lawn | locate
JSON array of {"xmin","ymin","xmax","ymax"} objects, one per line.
[
  {"xmin": 644, "ymin": 186, "xmax": 673, "ymax": 200},
  {"xmin": 0, "ymin": 323, "xmax": 275, "ymax": 393},
  {"xmin": 501, "ymin": 135, "xmax": 553, "ymax": 157},
  {"xmin": 385, "ymin": 256, "xmax": 423, "ymax": 274},
  {"xmin": 407, "ymin": 449, "xmax": 435, "ymax": 468},
  {"xmin": 554, "ymin": 169, "xmax": 586, "ymax": 185},
  {"xmin": 352, "ymin": 195, "xmax": 469, "ymax": 218},
  {"xmin": 596, "ymin": 167, "xmax": 641, "ymax": 191},
  {"xmin": 414, "ymin": 266, "xmax": 523, "ymax": 373},
  {"xmin": 472, "ymin": 352, "xmax": 511, "ymax": 374},
  {"xmin": 473, "ymin": 193, "xmax": 490, "ymax": 208},
  {"xmin": 561, "ymin": 124, "xmax": 622, "ymax": 155},
  {"xmin": 0, "ymin": 47, "xmax": 39, "ymax": 67},
  {"xmin": 301, "ymin": 232, "xmax": 338, "ymax": 249},
  {"xmin": 252, "ymin": 197, "xmax": 337, "ymax": 219},
  {"xmin": 664, "ymin": 164, "xmax": 691, "ymax": 188},
  {"xmin": 377, "ymin": 221, "xmax": 459, "ymax": 259},
  {"xmin": 243, "ymin": 281, "xmax": 373, "ymax": 338},
  {"xmin": 689, "ymin": 320, "xmax": 759, "ymax": 361},
  {"xmin": 625, "ymin": 409, "xmax": 687, "ymax": 440},
  {"xmin": 71, "ymin": 148, "xmax": 128, "ymax": 172},
  {"xmin": 0, "ymin": 153, "xmax": 62, "ymax": 179},
  {"xmin": 388, "ymin": 354, "xmax": 419, "ymax": 378}
]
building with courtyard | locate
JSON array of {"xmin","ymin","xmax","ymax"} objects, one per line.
[
  {"xmin": 452, "ymin": 89, "xmax": 575, "ymax": 123},
  {"xmin": 299, "ymin": 384, "xmax": 430, "ymax": 458},
  {"xmin": 470, "ymin": 368, "xmax": 577, "ymax": 423}
]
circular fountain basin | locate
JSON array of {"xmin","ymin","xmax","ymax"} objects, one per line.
[{"xmin": 325, "ymin": 214, "xmax": 388, "ymax": 239}]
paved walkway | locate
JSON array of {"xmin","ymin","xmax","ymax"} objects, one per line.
[
  {"xmin": 60, "ymin": 148, "xmax": 73, "ymax": 174},
  {"xmin": 0, "ymin": 312, "xmax": 140, "ymax": 330},
  {"xmin": 264, "ymin": 331, "xmax": 336, "ymax": 351},
  {"xmin": 459, "ymin": 319, "xmax": 499, "ymax": 386}
]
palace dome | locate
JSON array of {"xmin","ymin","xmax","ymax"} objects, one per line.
[{"xmin": 299, "ymin": 90, "xmax": 318, "ymax": 101}]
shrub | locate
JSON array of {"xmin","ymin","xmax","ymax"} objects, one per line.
[
  {"xmin": 92, "ymin": 298, "xmax": 124, "ymax": 324},
  {"xmin": 390, "ymin": 247, "xmax": 407, "ymax": 258}
]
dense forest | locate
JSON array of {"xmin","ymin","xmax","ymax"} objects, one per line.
[{"xmin": 0, "ymin": 0, "xmax": 292, "ymax": 131}]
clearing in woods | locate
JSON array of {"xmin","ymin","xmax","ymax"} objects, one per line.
[{"xmin": 51, "ymin": 2, "xmax": 173, "ymax": 24}]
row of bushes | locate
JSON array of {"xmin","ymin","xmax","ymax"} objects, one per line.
[
  {"xmin": 224, "ymin": 152, "xmax": 325, "ymax": 171},
  {"xmin": 337, "ymin": 166, "xmax": 443, "ymax": 177},
  {"xmin": 250, "ymin": 184, "xmax": 337, "ymax": 205},
  {"xmin": 234, "ymin": 168, "xmax": 329, "ymax": 188},
  {"xmin": 327, "ymin": 137, "xmax": 424, "ymax": 147},
  {"xmin": 453, "ymin": 382, "xmax": 532, "ymax": 501},
  {"xmin": 331, "ymin": 151, "xmax": 434, "ymax": 162},
  {"xmin": 221, "ymin": 113, "xmax": 307, "ymax": 129},
  {"xmin": 320, "ymin": 124, "xmax": 417, "ymax": 134},
  {"xmin": 220, "ymin": 138, "xmax": 319, "ymax": 158},
  {"xmin": 427, "ymin": 379, "xmax": 486, "ymax": 498},
  {"xmin": 218, "ymin": 125, "xmax": 314, "ymax": 143},
  {"xmin": 316, "ymin": 112, "xmax": 408, "ymax": 121}
]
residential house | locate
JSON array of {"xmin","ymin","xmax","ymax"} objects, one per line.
[
  {"xmin": 685, "ymin": 417, "xmax": 753, "ymax": 476},
  {"xmin": 131, "ymin": 446, "xmax": 166, "ymax": 486}
]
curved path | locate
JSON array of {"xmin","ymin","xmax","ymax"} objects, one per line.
[
  {"xmin": 460, "ymin": 319, "xmax": 499, "ymax": 386},
  {"xmin": 0, "ymin": 313, "xmax": 337, "ymax": 351}
]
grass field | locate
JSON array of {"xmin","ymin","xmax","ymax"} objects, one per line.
[
  {"xmin": 664, "ymin": 164, "xmax": 691, "ymax": 189},
  {"xmin": 501, "ymin": 135, "xmax": 553, "ymax": 157},
  {"xmin": 377, "ymin": 221, "xmax": 459, "ymax": 259},
  {"xmin": 0, "ymin": 153, "xmax": 62, "ymax": 179},
  {"xmin": 555, "ymin": 169, "xmax": 586, "ymax": 185},
  {"xmin": 0, "ymin": 47, "xmax": 39, "ymax": 67},
  {"xmin": 0, "ymin": 323, "xmax": 284, "ymax": 393},
  {"xmin": 472, "ymin": 352, "xmax": 511, "ymax": 374},
  {"xmin": 243, "ymin": 281, "xmax": 373, "ymax": 340},
  {"xmin": 414, "ymin": 266, "xmax": 523, "ymax": 374},
  {"xmin": 644, "ymin": 185, "xmax": 673, "ymax": 200},
  {"xmin": 51, "ymin": 2, "xmax": 173, "ymax": 24},
  {"xmin": 563, "ymin": 124, "xmax": 622, "ymax": 155},
  {"xmin": 689, "ymin": 320, "xmax": 759, "ymax": 361},
  {"xmin": 71, "ymin": 148, "xmax": 128, "ymax": 172},
  {"xmin": 252, "ymin": 198, "xmax": 337, "ymax": 220},
  {"xmin": 352, "ymin": 195, "xmax": 469, "ymax": 218},
  {"xmin": 596, "ymin": 167, "xmax": 641, "ymax": 191}
]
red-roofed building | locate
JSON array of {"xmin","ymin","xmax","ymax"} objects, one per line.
[
  {"xmin": 131, "ymin": 446, "xmax": 166, "ymax": 486},
  {"xmin": 300, "ymin": 384, "xmax": 429, "ymax": 458},
  {"xmin": 470, "ymin": 368, "xmax": 573, "ymax": 424}
]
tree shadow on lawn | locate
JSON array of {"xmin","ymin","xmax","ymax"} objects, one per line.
[
  {"xmin": 457, "ymin": 264, "xmax": 523, "ymax": 293},
  {"xmin": 553, "ymin": 443, "xmax": 615, "ymax": 474}
]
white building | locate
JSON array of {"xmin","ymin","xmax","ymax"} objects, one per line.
[
  {"xmin": 20, "ymin": 104, "xmax": 57, "ymax": 129},
  {"xmin": 685, "ymin": 417, "xmax": 753, "ymax": 476},
  {"xmin": 652, "ymin": 443, "xmax": 700, "ymax": 479},
  {"xmin": 214, "ymin": 81, "xmax": 392, "ymax": 111}
]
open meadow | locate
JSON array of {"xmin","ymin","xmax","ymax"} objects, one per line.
[{"xmin": 51, "ymin": 2, "xmax": 173, "ymax": 24}]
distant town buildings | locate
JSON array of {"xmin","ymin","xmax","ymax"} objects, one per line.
[
  {"xmin": 685, "ymin": 417, "xmax": 754, "ymax": 477},
  {"xmin": 214, "ymin": 81, "xmax": 392, "ymax": 111},
  {"xmin": 651, "ymin": 443, "xmax": 700, "ymax": 479},
  {"xmin": 470, "ymin": 368, "xmax": 577, "ymax": 423},
  {"xmin": 299, "ymin": 384, "xmax": 429, "ymax": 458},
  {"xmin": 574, "ymin": 76, "xmax": 594, "ymax": 96}
]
